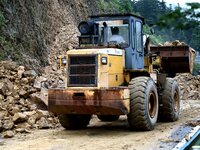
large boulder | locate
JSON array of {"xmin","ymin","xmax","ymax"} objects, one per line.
[
  {"xmin": 2, "ymin": 130, "xmax": 15, "ymax": 138},
  {"xmin": 30, "ymin": 89, "xmax": 48, "ymax": 110},
  {"xmin": 13, "ymin": 112, "xmax": 28, "ymax": 123},
  {"xmin": 0, "ymin": 79, "xmax": 14, "ymax": 96}
]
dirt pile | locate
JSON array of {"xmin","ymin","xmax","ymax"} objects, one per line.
[
  {"xmin": 162, "ymin": 40, "xmax": 187, "ymax": 46},
  {"xmin": 157, "ymin": 40, "xmax": 188, "ymax": 46},
  {"xmin": 0, "ymin": 61, "xmax": 59, "ymax": 138},
  {"xmin": 175, "ymin": 73, "xmax": 200, "ymax": 100}
]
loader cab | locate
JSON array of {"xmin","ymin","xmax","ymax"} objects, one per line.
[{"xmin": 78, "ymin": 14, "xmax": 145, "ymax": 70}]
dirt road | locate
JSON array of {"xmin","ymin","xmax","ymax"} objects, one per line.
[{"xmin": 0, "ymin": 100, "xmax": 199, "ymax": 150}]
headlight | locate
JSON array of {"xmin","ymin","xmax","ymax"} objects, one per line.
[
  {"xmin": 78, "ymin": 21, "xmax": 98, "ymax": 35},
  {"xmin": 61, "ymin": 57, "xmax": 67, "ymax": 65},
  {"xmin": 101, "ymin": 57, "xmax": 107, "ymax": 65},
  {"xmin": 78, "ymin": 21, "xmax": 93, "ymax": 35}
]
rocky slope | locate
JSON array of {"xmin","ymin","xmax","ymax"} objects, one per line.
[
  {"xmin": 0, "ymin": 0, "xmax": 98, "ymax": 69},
  {"xmin": 0, "ymin": 61, "xmax": 59, "ymax": 138}
]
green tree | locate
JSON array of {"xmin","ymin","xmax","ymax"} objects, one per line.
[
  {"xmin": 0, "ymin": 11, "xmax": 5, "ymax": 29},
  {"xmin": 156, "ymin": 2, "xmax": 200, "ymax": 52},
  {"xmin": 119, "ymin": 0, "xmax": 133, "ymax": 13},
  {"xmin": 98, "ymin": 0, "xmax": 133, "ymax": 13},
  {"xmin": 133, "ymin": 0, "xmax": 170, "ymax": 24}
]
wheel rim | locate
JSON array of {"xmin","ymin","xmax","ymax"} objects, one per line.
[
  {"xmin": 174, "ymin": 91, "xmax": 179, "ymax": 112},
  {"xmin": 148, "ymin": 92, "xmax": 157, "ymax": 118}
]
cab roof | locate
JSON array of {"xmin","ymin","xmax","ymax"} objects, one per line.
[{"xmin": 90, "ymin": 13, "xmax": 145, "ymax": 23}]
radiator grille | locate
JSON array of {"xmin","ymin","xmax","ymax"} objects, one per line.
[{"xmin": 68, "ymin": 55, "xmax": 97, "ymax": 87}]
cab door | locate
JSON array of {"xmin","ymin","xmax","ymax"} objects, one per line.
[
  {"xmin": 135, "ymin": 21, "xmax": 144, "ymax": 69},
  {"xmin": 124, "ymin": 18, "xmax": 144, "ymax": 70}
]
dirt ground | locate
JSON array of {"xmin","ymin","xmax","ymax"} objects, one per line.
[{"xmin": 0, "ymin": 100, "xmax": 199, "ymax": 150}]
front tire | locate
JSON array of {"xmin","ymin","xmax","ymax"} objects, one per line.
[
  {"xmin": 58, "ymin": 114, "xmax": 91, "ymax": 130},
  {"xmin": 159, "ymin": 78, "xmax": 180, "ymax": 122},
  {"xmin": 128, "ymin": 77, "xmax": 158, "ymax": 131}
]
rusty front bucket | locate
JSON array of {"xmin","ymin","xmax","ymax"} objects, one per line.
[
  {"xmin": 151, "ymin": 45, "xmax": 196, "ymax": 74},
  {"xmin": 48, "ymin": 87, "xmax": 130, "ymax": 116}
]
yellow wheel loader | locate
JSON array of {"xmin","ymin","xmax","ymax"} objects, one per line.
[{"xmin": 48, "ymin": 14, "xmax": 195, "ymax": 131}]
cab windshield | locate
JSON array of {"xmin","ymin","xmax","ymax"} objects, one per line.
[{"xmin": 97, "ymin": 20, "xmax": 129, "ymax": 46}]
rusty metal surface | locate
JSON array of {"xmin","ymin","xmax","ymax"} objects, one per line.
[
  {"xmin": 150, "ymin": 46, "xmax": 190, "ymax": 73},
  {"xmin": 48, "ymin": 87, "xmax": 130, "ymax": 115},
  {"xmin": 150, "ymin": 46, "xmax": 189, "ymax": 57},
  {"xmin": 161, "ymin": 57, "xmax": 190, "ymax": 73}
]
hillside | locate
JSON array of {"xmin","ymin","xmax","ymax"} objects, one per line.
[{"xmin": 0, "ymin": 0, "xmax": 98, "ymax": 70}]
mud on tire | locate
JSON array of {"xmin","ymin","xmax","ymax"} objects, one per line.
[
  {"xmin": 128, "ymin": 77, "xmax": 158, "ymax": 131},
  {"xmin": 58, "ymin": 114, "xmax": 91, "ymax": 130},
  {"xmin": 159, "ymin": 78, "xmax": 180, "ymax": 122}
]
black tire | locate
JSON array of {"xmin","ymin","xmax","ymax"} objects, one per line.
[
  {"xmin": 159, "ymin": 78, "xmax": 180, "ymax": 122},
  {"xmin": 128, "ymin": 77, "xmax": 158, "ymax": 131},
  {"xmin": 97, "ymin": 115, "xmax": 119, "ymax": 122},
  {"xmin": 58, "ymin": 114, "xmax": 91, "ymax": 130}
]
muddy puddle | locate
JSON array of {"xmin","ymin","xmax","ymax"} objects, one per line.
[{"xmin": 158, "ymin": 117, "xmax": 200, "ymax": 149}]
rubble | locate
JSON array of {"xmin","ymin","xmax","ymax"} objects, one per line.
[
  {"xmin": 186, "ymin": 119, "xmax": 200, "ymax": 127},
  {"xmin": 12, "ymin": 112, "xmax": 28, "ymax": 124},
  {"xmin": 2, "ymin": 130, "xmax": 15, "ymax": 138},
  {"xmin": 175, "ymin": 73, "xmax": 200, "ymax": 100},
  {"xmin": 0, "ymin": 61, "xmax": 59, "ymax": 138},
  {"xmin": 30, "ymin": 89, "xmax": 48, "ymax": 109},
  {"xmin": 158, "ymin": 40, "xmax": 187, "ymax": 46}
]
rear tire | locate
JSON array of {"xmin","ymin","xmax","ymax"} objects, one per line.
[
  {"xmin": 128, "ymin": 77, "xmax": 158, "ymax": 131},
  {"xmin": 159, "ymin": 78, "xmax": 180, "ymax": 122},
  {"xmin": 97, "ymin": 115, "xmax": 119, "ymax": 122},
  {"xmin": 58, "ymin": 114, "xmax": 91, "ymax": 130}
]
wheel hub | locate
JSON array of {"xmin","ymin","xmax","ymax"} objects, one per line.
[{"xmin": 148, "ymin": 92, "xmax": 157, "ymax": 118}]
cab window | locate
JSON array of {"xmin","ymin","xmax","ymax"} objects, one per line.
[
  {"xmin": 132, "ymin": 21, "xmax": 135, "ymax": 49},
  {"xmin": 136, "ymin": 21, "xmax": 142, "ymax": 52}
]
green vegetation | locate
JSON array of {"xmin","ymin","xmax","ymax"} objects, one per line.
[
  {"xmin": 0, "ymin": 36, "xmax": 22, "ymax": 61},
  {"xmin": 193, "ymin": 63, "xmax": 200, "ymax": 75},
  {"xmin": 0, "ymin": 11, "xmax": 22, "ymax": 61},
  {"xmin": 132, "ymin": 0, "xmax": 170, "ymax": 25},
  {"xmin": 97, "ymin": 0, "xmax": 132, "ymax": 13},
  {"xmin": 157, "ymin": 2, "xmax": 200, "ymax": 52},
  {"xmin": 0, "ymin": 11, "xmax": 5, "ymax": 29}
]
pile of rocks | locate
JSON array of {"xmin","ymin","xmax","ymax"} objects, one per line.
[
  {"xmin": 164, "ymin": 40, "xmax": 186, "ymax": 46},
  {"xmin": 176, "ymin": 73, "xmax": 200, "ymax": 100},
  {"xmin": 0, "ymin": 61, "xmax": 59, "ymax": 138}
]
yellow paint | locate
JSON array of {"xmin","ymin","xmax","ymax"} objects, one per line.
[
  {"xmin": 108, "ymin": 74, "xmax": 124, "ymax": 87},
  {"xmin": 67, "ymin": 49, "xmax": 99, "ymax": 55},
  {"xmin": 98, "ymin": 54, "xmax": 125, "ymax": 87},
  {"xmin": 99, "ymin": 54, "xmax": 109, "ymax": 87},
  {"xmin": 59, "ymin": 55, "xmax": 67, "ymax": 69},
  {"xmin": 152, "ymin": 56, "xmax": 161, "ymax": 66},
  {"xmin": 144, "ymin": 56, "xmax": 149, "ymax": 71},
  {"xmin": 107, "ymin": 55, "xmax": 124, "ymax": 87},
  {"xmin": 108, "ymin": 55, "xmax": 123, "ymax": 73},
  {"xmin": 124, "ymin": 72, "xmax": 130, "ymax": 83},
  {"xmin": 66, "ymin": 48, "xmax": 126, "ymax": 88}
]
